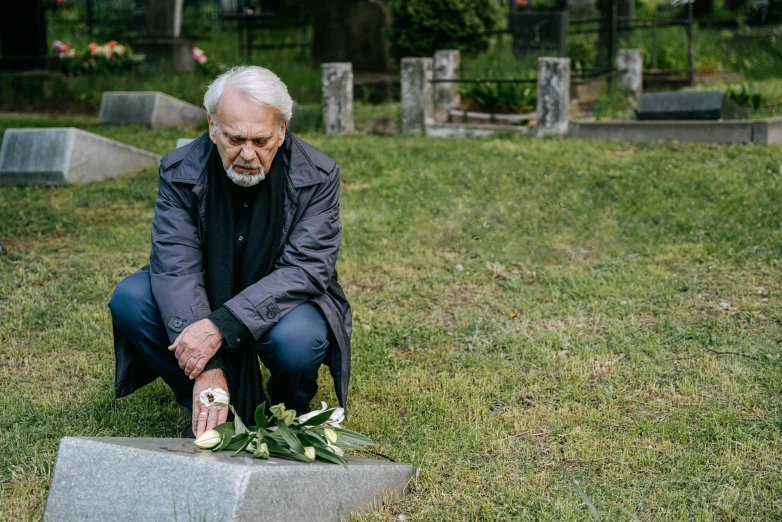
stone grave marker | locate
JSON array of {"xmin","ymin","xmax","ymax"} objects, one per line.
[
  {"xmin": 637, "ymin": 91, "xmax": 746, "ymax": 121},
  {"xmin": 322, "ymin": 63, "xmax": 355, "ymax": 136},
  {"xmin": 536, "ymin": 57, "xmax": 571, "ymax": 137},
  {"xmin": 508, "ymin": 11, "xmax": 569, "ymax": 58},
  {"xmin": 176, "ymin": 138, "xmax": 195, "ymax": 149},
  {"xmin": 345, "ymin": 0, "xmax": 391, "ymax": 73},
  {"xmin": 0, "ymin": 128, "xmax": 160, "ymax": 186},
  {"xmin": 401, "ymin": 57, "xmax": 434, "ymax": 135},
  {"xmin": 98, "ymin": 92, "xmax": 206, "ymax": 128},
  {"xmin": 44, "ymin": 437, "xmax": 413, "ymax": 522},
  {"xmin": 134, "ymin": 0, "xmax": 193, "ymax": 73}
]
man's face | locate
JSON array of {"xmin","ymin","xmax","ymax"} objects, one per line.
[{"xmin": 207, "ymin": 88, "xmax": 287, "ymax": 186}]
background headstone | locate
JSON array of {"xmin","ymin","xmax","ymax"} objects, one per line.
[
  {"xmin": 0, "ymin": 128, "xmax": 160, "ymax": 186},
  {"xmin": 98, "ymin": 92, "xmax": 206, "ymax": 128},
  {"xmin": 0, "ymin": 1, "xmax": 57, "ymax": 72},
  {"xmin": 434, "ymin": 50, "xmax": 461, "ymax": 120},
  {"xmin": 44, "ymin": 437, "xmax": 413, "ymax": 522},
  {"xmin": 617, "ymin": 49, "xmax": 643, "ymax": 99},
  {"xmin": 134, "ymin": 0, "xmax": 194, "ymax": 74},
  {"xmin": 637, "ymin": 91, "xmax": 747, "ymax": 121},
  {"xmin": 176, "ymin": 138, "xmax": 196, "ymax": 149},
  {"xmin": 401, "ymin": 57, "xmax": 434, "ymax": 135},
  {"xmin": 508, "ymin": 11, "xmax": 569, "ymax": 57},
  {"xmin": 321, "ymin": 63, "xmax": 355, "ymax": 136},
  {"xmin": 536, "ymin": 57, "xmax": 571, "ymax": 137}
]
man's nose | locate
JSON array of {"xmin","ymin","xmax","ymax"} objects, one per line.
[{"xmin": 239, "ymin": 141, "xmax": 255, "ymax": 161}]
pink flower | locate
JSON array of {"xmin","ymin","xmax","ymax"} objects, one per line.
[{"xmin": 193, "ymin": 47, "xmax": 208, "ymax": 64}]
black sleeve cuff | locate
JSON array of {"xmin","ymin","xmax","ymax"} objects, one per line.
[
  {"xmin": 208, "ymin": 306, "xmax": 252, "ymax": 349},
  {"xmin": 204, "ymin": 353, "xmax": 226, "ymax": 372}
]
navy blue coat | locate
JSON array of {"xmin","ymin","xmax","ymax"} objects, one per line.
[{"xmin": 113, "ymin": 131, "xmax": 352, "ymax": 414}]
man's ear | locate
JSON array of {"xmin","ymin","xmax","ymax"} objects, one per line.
[
  {"xmin": 207, "ymin": 114, "xmax": 217, "ymax": 143},
  {"xmin": 279, "ymin": 120, "xmax": 288, "ymax": 145}
]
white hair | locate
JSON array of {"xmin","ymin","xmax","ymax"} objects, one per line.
[{"xmin": 203, "ymin": 65, "xmax": 293, "ymax": 124}]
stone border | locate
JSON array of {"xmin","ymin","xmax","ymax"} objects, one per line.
[
  {"xmin": 569, "ymin": 117, "xmax": 782, "ymax": 145},
  {"xmin": 426, "ymin": 122, "xmax": 534, "ymax": 137}
]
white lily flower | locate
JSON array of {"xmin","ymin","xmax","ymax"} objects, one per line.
[
  {"xmin": 304, "ymin": 446, "xmax": 316, "ymax": 462},
  {"xmin": 193, "ymin": 429, "xmax": 222, "ymax": 449},
  {"xmin": 199, "ymin": 387, "xmax": 229, "ymax": 407},
  {"xmin": 297, "ymin": 401, "xmax": 345, "ymax": 428}
]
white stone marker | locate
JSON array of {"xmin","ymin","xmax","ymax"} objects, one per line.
[
  {"xmin": 0, "ymin": 128, "xmax": 160, "ymax": 186},
  {"xmin": 434, "ymin": 50, "xmax": 461, "ymax": 115},
  {"xmin": 176, "ymin": 138, "xmax": 195, "ymax": 149},
  {"xmin": 44, "ymin": 437, "xmax": 414, "ymax": 522},
  {"xmin": 98, "ymin": 91, "xmax": 206, "ymax": 128},
  {"xmin": 401, "ymin": 57, "xmax": 434, "ymax": 135},
  {"xmin": 321, "ymin": 63, "xmax": 355, "ymax": 136},
  {"xmin": 536, "ymin": 57, "xmax": 571, "ymax": 137},
  {"xmin": 617, "ymin": 49, "xmax": 643, "ymax": 99}
]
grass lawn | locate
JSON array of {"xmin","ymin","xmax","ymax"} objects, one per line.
[{"xmin": 1, "ymin": 119, "xmax": 782, "ymax": 520}]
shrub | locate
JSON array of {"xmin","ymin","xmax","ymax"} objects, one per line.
[{"xmin": 387, "ymin": 0, "xmax": 501, "ymax": 61}]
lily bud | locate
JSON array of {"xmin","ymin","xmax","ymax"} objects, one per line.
[
  {"xmin": 323, "ymin": 426, "xmax": 338, "ymax": 445},
  {"xmin": 193, "ymin": 429, "xmax": 222, "ymax": 449},
  {"xmin": 199, "ymin": 387, "xmax": 229, "ymax": 407},
  {"xmin": 253, "ymin": 442, "xmax": 269, "ymax": 459},
  {"xmin": 304, "ymin": 446, "xmax": 316, "ymax": 462},
  {"xmin": 269, "ymin": 403, "xmax": 286, "ymax": 418},
  {"xmin": 282, "ymin": 409, "xmax": 296, "ymax": 426},
  {"xmin": 326, "ymin": 444, "xmax": 345, "ymax": 456}
]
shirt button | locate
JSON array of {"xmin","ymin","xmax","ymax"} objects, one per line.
[
  {"xmin": 238, "ymin": 235, "xmax": 244, "ymax": 241},
  {"xmin": 243, "ymin": 203, "xmax": 249, "ymax": 209},
  {"xmin": 236, "ymin": 337, "xmax": 241, "ymax": 343}
]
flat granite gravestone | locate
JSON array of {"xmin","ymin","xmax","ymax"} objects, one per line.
[
  {"xmin": 0, "ymin": 128, "xmax": 160, "ymax": 186},
  {"xmin": 176, "ymin": 137, "xmax": 195, "ymax": 149},
  {"xmin": 99, "ymin": 91, "xmax": 206, "ymax": 128},
  {"xmin": 44, "ymin": 437, "xmax": 414, "ymax": 522},
  {"xmin": 637, "ymin": 91, "xmax": 746, "ymax": 121}
]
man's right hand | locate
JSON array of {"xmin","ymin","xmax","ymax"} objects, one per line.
[{"xmin": 192, "ymin": 368, "xmax": 229, "ymax": 437}]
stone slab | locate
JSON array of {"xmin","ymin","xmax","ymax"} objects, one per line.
[
  {"xmin": 0, "ymin": 128, "xmax": 160, "ymax": 186},
  {"xmin": 568, "ymin": 120, "xmax": 755, "ymax": 144},
  {"xmin": 44, "ymin": 437, "xmax": 413, "ymax": 522},
  {"xmin": 637, "ymin": 91, "xmax": 746, "ymax": 121},
  {"xmin": 752, "ymin": 117, "xmax": 782, "ymax": 145},
  {"xmin": 176, "ymin": 138, "xmax": 195, "ymax": 149},
  {"xmin": 99, "ymin": 91, "xmax": 205, "ymax": 128},
  {"xmin": 427, "ymin": 122, "xmax": 534, "ymax": 138}
]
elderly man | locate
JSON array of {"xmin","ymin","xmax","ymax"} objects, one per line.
[{"xmin": 109, "ymin": 66, "xmax": 351, "ymax": 437}]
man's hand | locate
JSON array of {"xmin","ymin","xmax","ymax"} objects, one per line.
[
  {"xmin": 168, "ymin": 318, "xmax": 224, "ymax": 380},
  {"xmin": 192, "ymin": 369, "xmax": 230, "ymax": 437}
]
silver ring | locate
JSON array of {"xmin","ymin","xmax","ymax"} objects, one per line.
[{"xmin": 199, "ymin": 412, "xmax": 208, "ymax": 415}]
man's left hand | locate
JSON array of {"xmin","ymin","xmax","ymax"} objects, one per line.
[{"xmin": 168, "ymin": 318, "xmax": 224, "ymax": 379}]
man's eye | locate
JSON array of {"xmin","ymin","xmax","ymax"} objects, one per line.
[
  {"xmin": 229, "ymin": 138, "xmax": 243, "ymax": 145},
  {"xmin": 253, "ymin": 139, "xmax": 269, "ymax": 147}
]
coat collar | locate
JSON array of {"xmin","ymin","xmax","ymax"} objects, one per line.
[{"xmin": 165, "ymin": 131, "xmax": 329, "ymax": 191}]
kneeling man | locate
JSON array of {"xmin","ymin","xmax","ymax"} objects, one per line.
[{"xmin": 109, "ymin": 66, "xmax": 351, "ymax": 437}]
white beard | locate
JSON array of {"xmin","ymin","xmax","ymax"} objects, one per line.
[{"xmin": 225, "ymin": 163, "xmax": 265, "ymax": 187}]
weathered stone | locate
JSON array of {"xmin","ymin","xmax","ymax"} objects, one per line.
[
  {"xmin": 176, "ymin": 138, "xmax": 195, "ymax": 149},
  {"xmin": 135, "ymin": 0, "xmax": 193, "ymax": 73},
  {"xmin": 637, "ymin": 91, "xmax": 746, "ymax": 121},
  {"xmin": 321, "ymin": 63, "xmax": 355, "ymax": 136},
  {"xmin": 401, "ymin": 57, "xmax": 434, "ymax": 135},
  {"xmin": 0, "ymin": 128, "xmax": 160, "ymax": 186},
  {"xmin": 98, "ymin": 91, "xmax": 205, "ymax": 128},
  {"xmin": 617, "ymin": 49, "xmax": 643, "ymax": 99},
  {"xmin": 434, "ymin": 50, "xmax": 461, "ymax": 119},
  {"xmin": 44, "ymin": 437, "xmax": 413, "ymax": 522},
  {"xmin": 536, "ymin": 57, "xmax": 571, "ymax": 137},
  {"xmin": 567, "ymin": 0, "xmax": 598, "ymax": 16}
]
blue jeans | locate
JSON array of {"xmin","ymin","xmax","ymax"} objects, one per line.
[{"xmin": 109, "ymin": 271, "xmax": 328, "ymax": 413}]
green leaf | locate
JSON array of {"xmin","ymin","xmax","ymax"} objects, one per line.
[
  {"xmin": 213, "ymin": 422, "xmax": 235, "ymax": 438},
  {"xmin": 333, "ymin": 427, "xmax": 374, "ymax": 446},
  {"xmin": 269, "ymin": 449, "xmax": 312, "ymax": 464},
  {"xmin": 296, "ymin": 408, "xmax": 334, "ymax": 427},
  {"xmin": 276, "ymin": 421, "xmax": 305, "ymax": 454},
  {"xmin": 254, "ymin": 402, "xmax": 268, "ymax": 430},
  {"xmin": 313, "ymin": 446, "xmax": 348, "ymax": 467},
  {"xmin": 213, "ymin": 431, "xmax": 236, "ymax": 452},
  {"xmin": 224, "ymin": 433, "xmax": 251, "ymax": 452},
  {"xmin": 572, "ymin": 479, "xmax": 602, "ymax": 521},
  {"xmin": 300, "ymin": 431, "xmax": 328, "ymax": 447},
  {"xmin": 231, "ymin": 434, "xmax": 255, "ymax": 457},
  {"xmin": 229, "ymin": 405, "xmax": 248, "ymax": 435}
]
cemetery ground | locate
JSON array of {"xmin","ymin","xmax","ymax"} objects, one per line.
[{"xmin": 2, "ymin": 119, "xmax": 782, "ymax": 520}]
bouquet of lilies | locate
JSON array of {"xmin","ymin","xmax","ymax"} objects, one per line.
[{"xmin": 193, "ymin": 388, "xmax": 373, "ymax": 467}]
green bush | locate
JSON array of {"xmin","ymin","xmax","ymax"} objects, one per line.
[{"xmin": 387, "ymin": 0, "xmax": 501, "ymax": 60}]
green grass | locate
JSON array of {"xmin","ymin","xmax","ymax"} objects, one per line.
[{"xmin": 3, "ymin": 121, "xmax": 782, "ymax": 520}]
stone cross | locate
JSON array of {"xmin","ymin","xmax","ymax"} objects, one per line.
[
  {"xmin": 321, "ymin": 63, "xmax": 355, "ymax": 136},
  {"xmin": 617, "ymin": 49, "xmax": 643, "ymax": 99},
  {"xmin": 536, "ymin": 57, "xmax": 571, "ymax": 137},
  {"xmin": 434, "ymin": 50, "xmax": 461, "ymax": 122},
  {"xmin": 401, "ymin": 57, "xmax": 434, "ymax": 135}
]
